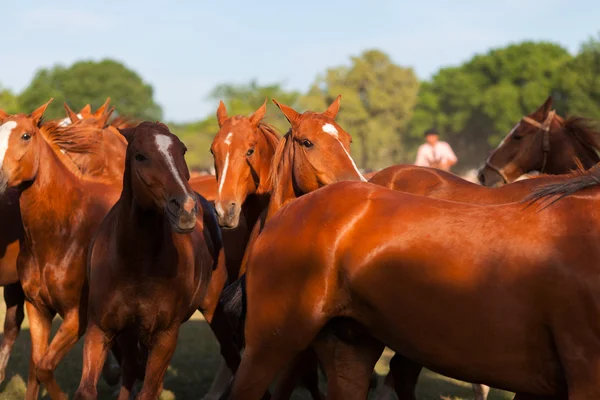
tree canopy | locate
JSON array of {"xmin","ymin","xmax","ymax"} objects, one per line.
[
  {"xmin": 408, "ymin": 42, "xmax": 572, "ymax": 167},
  {"xmin": 0, "ymin": 85, "xmax": 19, "ymax": 114},
  {"xmin": 19, "ymin": 59, "xmax": 163, "ymax": 121}
]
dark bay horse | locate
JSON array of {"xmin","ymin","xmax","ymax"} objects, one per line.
[
  {"xmin": 478, "ymin": 96, "xmax": 600, "ymax": 186},
  {"xmin": 227, "ymin": 171, "xmax": 600, "ymax": 400},
  {"xmin": 0, "ymin": 105, "xmax": 125, "ymax": 386},
  {"xmin": 212, "ymin": 96, "xmax": 367, "ymax": 400},
  {"xmin": 74, "ymin": 122, "xmax": 223, "ymax": 400},
  {"xmin": 0, "ymin": 101, "xmax": 124, "ymax": 399}
]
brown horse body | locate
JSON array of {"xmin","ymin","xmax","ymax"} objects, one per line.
[
  {"xmin": 0, "ymin": 103, "xmax": 125, "ymax": 399},
  {"xmin": 75, "ymin": 122, "xmax": 223, "ymax": 400},
  {"xmin": 211, "ymin": 97, "xmax": 368, "ymax": 400},
  {"xmin": 0, "ymin": 106, "xmax": 126, "ymax": 386},
  {"xmin": 229, "ymin": 175, "xmax": 600, "ymax": 399}
]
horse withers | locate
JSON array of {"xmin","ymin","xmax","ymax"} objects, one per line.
[{"xmin": 74, "ymin": 122, "xmax": 223, "ymax": 400}]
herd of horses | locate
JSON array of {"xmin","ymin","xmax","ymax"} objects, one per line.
[{"xmin": 0, "ymin": 93, "xmax": 599, "ymax": 400}]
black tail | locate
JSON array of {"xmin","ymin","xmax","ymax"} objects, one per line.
[{"xmin": 220, "ymin": 274, "xmax": 246, "ymax": 349}]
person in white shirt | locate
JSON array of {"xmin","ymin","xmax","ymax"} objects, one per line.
[{"xmin": 414, "ymin": 128, "xmax": 458, "ymax": 172}]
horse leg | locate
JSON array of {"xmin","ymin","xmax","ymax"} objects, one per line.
[
  {"xmin": 473, "ymin": 383, "xmax": 490, "ymax": 400},
  {"xmin": 227, "ymin": 315, "xmax": 326, "ymax": 400},
  {"xmin": 270, "ymin": 350, "xmax": 324, "ymax": 400},
  {"xmin": 374, "ymin": 353, "xmax": 422, "ymax": 400},
  {"xmin": 74, "ymin": 322, "xmax": 112, "ymax": 400},
  {"xmin": 134, "ymin": 327, "xmax": 180, "ymax": 400},
  {"xmin": 35, "ymin": 310, "xmax": 84, "ymax": 399},
  {"xmin": 24, "ymin": 300, "xmax": 53, "ymax": 400},
  {"xmin": 311, "ymin": 327, "xmax": 384, "ymax": 400},
  {"xmin": 0, "ymin": 282, "xmax": 25, "ymax": 383}
]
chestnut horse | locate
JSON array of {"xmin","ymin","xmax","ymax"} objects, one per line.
[
  {"xmin": 227, "ymin": 170, "xmax": 600, "ymax": 400},
  {"xmin": 211, "ymin": 96, "xmax": 368, "ymax": 400},
  {"xmin": 74, "ymin": 122, "xmax": 223, "ymax": 400},
  {"xmin": 0, "ymin": 101, "xmax": 124, "ymax": 399},
  {"xmin": 0, "ymin": 105, "xmax": 125, "ymax": 385},
  {"xmin": 477, "ymin": 96, "xmax": 600, "ymax": 187}
]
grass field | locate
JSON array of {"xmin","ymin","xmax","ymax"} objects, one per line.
[{"xmin": 0, "ymin": 288, "xmax": 513, "ymax": 399}]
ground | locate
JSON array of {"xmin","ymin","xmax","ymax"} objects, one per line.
[{"xmin": 0, "ymin": 288, "xmax": 513, "ymax": 399}]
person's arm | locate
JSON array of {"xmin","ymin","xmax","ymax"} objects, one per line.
[{"xmin": 414, "ymin": 145, "xmax": 428, "ymax": 166}]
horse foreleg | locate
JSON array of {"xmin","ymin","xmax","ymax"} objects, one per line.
[
  {"xmin": 74, "ymin": 323, "xmax": 112, "ymax": 400},
  {"xmin": 35, "ymin": 310, "xmax": 84, "ymax": 400},
  {"xmin": 24, "ymin": 300, "xmax": 53, "ymax": 400},
  {"xmin": 0, "ymin": 282, "xmax": 25, "ymax": 383},
  {"xmin": 134, "ymin": 327, "xmax": 180, "ymax": 400},
  {"xmin": 116, "ymin": 334, "xmax": 141, "ymax": 400},
  {"xmin": 270, "ymin": 349, "xmax": 324, "ymax": 400}
]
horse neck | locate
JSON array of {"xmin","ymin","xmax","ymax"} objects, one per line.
[
  {"xmin": 19, "ymin": 139, "xmax": 85, "ymax": 235},
  {"xmin": 114, "ymin": 170, "xmax": 175, "ymax": 266},
  {"xmin": 255, "ymin": 125, "xmax": 279, "ymax": 195},
  {"xmin": 265, "ymin": 141, "xmax": 300, "ymax": 220},
  {"xmin": 547, "ymin": 129, "xmax": 600, "ymax": 173}
]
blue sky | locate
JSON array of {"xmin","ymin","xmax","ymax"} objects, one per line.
[{"xmin": 0, "ymin": 0, "xmax": 598, "ymax": 122}]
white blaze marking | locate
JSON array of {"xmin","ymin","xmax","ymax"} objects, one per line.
[
  {"xmin": 218, "ymin": 132, "xmax": 233, "ymax": 196},
  {"xmin": 155, "ymin": 134, "xmax": 189, "ymax": 195},
  {"xmin": 0, "ymin": 121, "xmax": 17, "ymax": 168},
  {"xmin": 322, "ymin": 123, "xmax": 339, "ymax": 138},
  {"xmin": 322, "ymin": 123, "xmax": 367, "ymax": 182}
]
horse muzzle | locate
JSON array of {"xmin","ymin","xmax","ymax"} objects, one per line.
[
  {"xmin": 166, "ymin": 194, "xmax": 198, "ymax": 233},
  {"xmin": 215, "ymin": 201, "xmax": 241, "ymax": 229}
]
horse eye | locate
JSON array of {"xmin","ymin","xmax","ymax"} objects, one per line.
[
  {"xmin": 135, "ymin": 153, "xmax": 147, "ymax": 162},
  {"xmin": 182, "ymin": 148, "xmax": 188, "ymax": 155},
  {"xmin": 512, "ymin": 135, "xmax": 523, "ymax": 141},
  {"xmin": 21, "ymin": 133, "xmax": 31, "ymax": 141},
  {"xmin": 246, "ymin": 148, "xmax": 255, "ymax": 156},
  {"xmin": 209, "ymin": 148, "xmax": 214, "ymax": 155},
  {"xmin": 301, "ymin": 139, "xmax": 314, "ymax": 148}
]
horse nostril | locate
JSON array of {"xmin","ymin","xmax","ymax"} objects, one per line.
[
  {"xmin": 169, "ymin": 198, "xmax": 181, "ymax": 213},
  {"xmin": 228, "ymin": 202, "xmax": 236, "ymax": 213},
  {"xmin": 478, "ymin": 172, "xmax": 485, "ymax": 185}
]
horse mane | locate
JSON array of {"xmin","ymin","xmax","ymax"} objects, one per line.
[
  {"xmin": 41, "ymin": 119, "xmax": 103, "ymax": 155},
  {"xmin": 266, "ymin": 129, "xmax": 292, "ymax": 194},
  {"xmin": 525, "ymin": 163, "xmax": 600, "ymax": 208},
  {"xmin": 111, "ymin": 115, "xmax": 139, "ymax": 129},
  {"xmin": 562, "ymin": 117, "xmax": 600, "ymax": 156},
  {"xmin": 257, "ymin": 122, "xmax": 280, "ymax": 153}
]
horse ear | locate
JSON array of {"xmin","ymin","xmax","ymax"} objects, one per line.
[
  {"xmin": 99, "ymin": 107, "xmax": 115, "ymax": 128},
  {"xmin": 272, "ymin": 99, "xmax": 300, "ymax": 126},
  {"xmin": 64, "ymin": 103, "xmax": 80, "ymax": 123},
  {"xmin": 533, "ymin": 96, "xmax": 553, "ymax": 119},
  {"xmin": 79, "ymin": 104, "xmax": 92, "ymax": 116},
  {"xmin": 118, "ymin": 126, "xmax": 136, "ymax": 143},
  {"xmin": 95, "ymin": 97, "xmax": 111, "ymax": 117},
  {"xmin": 30, "ymin": 99, "xmax": 53, "ymax": 127},
  {"xmin": 217, "ymin": 101, "xmax": 228, "ymax": 127},
  {"xmin": 249, "ymin": 99, "xmax": 267, "ymax": 126},
  {"xmin": 323, "ymin": 95, "xmax": 342, "ymax": 119},
  {"xmin": 0, "ymin": 108, "xmax": 8, "ymax": 121}
]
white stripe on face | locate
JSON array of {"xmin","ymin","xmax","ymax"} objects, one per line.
[
  {"xmin": 218, "ymin": 132, "xmax": 233, "ymax": 196},
  {"xmin": 322, "ymin": 123, "xmax": 367, "ymax": 182},
  {"xmin": 155, "ymin": 134, "xmax": 189, "ymax": 195},
  {"xmin": 0, "ymin": 121, "xmax": 17, "ymax": 169}
]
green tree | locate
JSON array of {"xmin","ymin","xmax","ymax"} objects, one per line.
[
  {"xmin": 19, "ymin": 59, "xmax": 162, "ymax": 120},
  {"xmin": 301, "ymin": 49, "xmax": 419, "ymax": 169},
  {"xmin": 0, "ymin": 85, "xmax": 20, "ymax": 114},
  {"xmin": 409, "ymin": 42, "xmax": 572, "ymax": 169},
  {"xmin": 209, "ymin": 80, "xmax": 300, "ymax": 133},
  {"xmin": 555, "ymin": 33, "xmax": 600, "ymax": 120}
]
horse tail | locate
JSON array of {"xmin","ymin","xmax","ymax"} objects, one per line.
[{"xmin": 220, "ymin": 274, "xmax": 246, "ymax": 347}]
